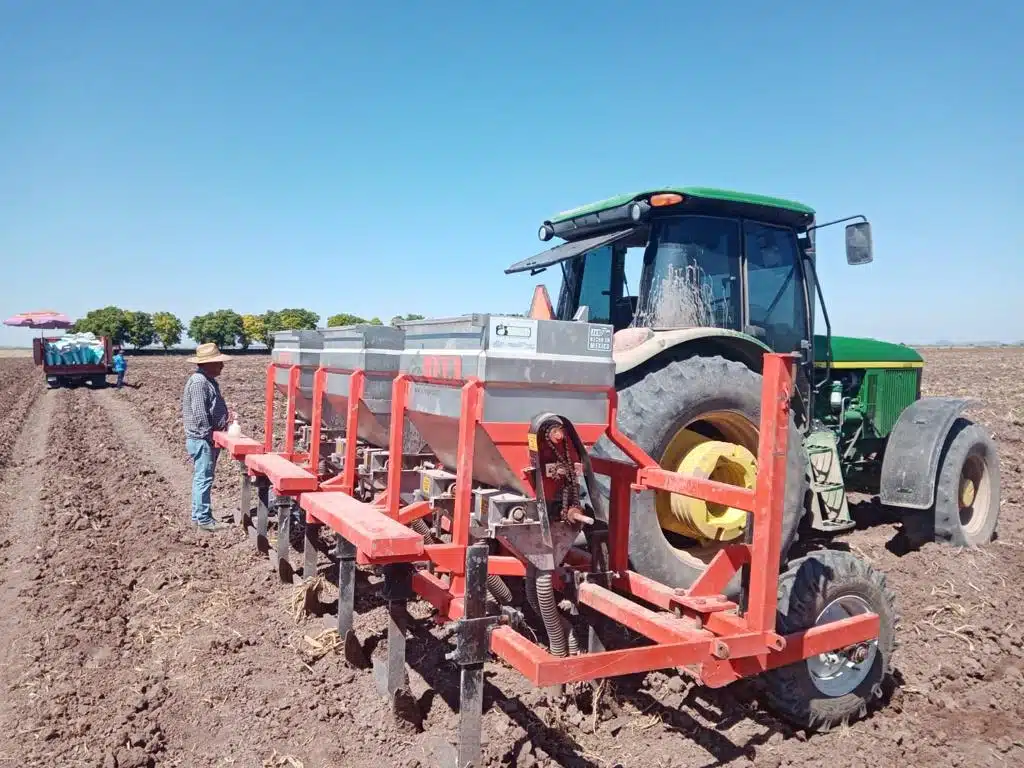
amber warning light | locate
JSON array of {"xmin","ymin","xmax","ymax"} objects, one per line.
[{"xmin": 650, "ymin": 193, "xmax": 684, "ymax": 207}]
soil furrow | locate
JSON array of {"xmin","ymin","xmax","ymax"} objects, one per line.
[
  {"xmin": 0, "ymin": 359, "xmax": 44, "ymax": 470},
  {"xmin": 96, "ymin": 389, "xmax": 196, "ymax": 497},
  {"xmin": 0, "ymin": 387, "xmax": 54, "ymax": 758},
  {"xmin": 0, "ymin": 387, "xmax": 184, "ymax": 765}
]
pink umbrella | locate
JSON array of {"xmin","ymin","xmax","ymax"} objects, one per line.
[{"xmin": 3, "ymin": 310, "xmax": 73, "ymax": 330}]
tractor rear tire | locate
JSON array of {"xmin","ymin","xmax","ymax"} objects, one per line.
[
  {"xmin": 759, "ymin": 549, "xmax": 897, "ymax": 730},
  {"xmin": 903, "ymin": 418, "xmax": 1000, "ymax": 548},
  {"xmin": 594, "ymin": 355, "xmax": 808, "ymax": 597}
]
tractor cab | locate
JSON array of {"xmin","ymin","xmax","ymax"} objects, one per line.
[{"xmin": 506, "ymin": 187, "xmax": 873, "ymax": 365}]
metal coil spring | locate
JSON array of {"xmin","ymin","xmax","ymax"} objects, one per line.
[{"xmin": 409, "ymin": 518, "xmax": 433, "ymax": 542}]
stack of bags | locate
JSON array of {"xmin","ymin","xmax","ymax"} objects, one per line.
[{"xmin": 44, "ymin": 333, "xmax": 107, "ymax": 366}]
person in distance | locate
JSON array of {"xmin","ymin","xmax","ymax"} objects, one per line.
[{"xmin": 112, "ymin": 347, "xmax": 127, "ymax": 389}]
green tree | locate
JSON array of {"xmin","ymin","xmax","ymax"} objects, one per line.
[
  {"xmin": 276, "ymin": 308, "xmax": 319, "ymax": 330},
  {"xmin": 152, "ymin": 312, "xmax": 184, "ymax": 350},
  {"xmin": 123, "ymin": 311, "xmax": 155, "ymax": 349},
  {"xmin": 189, "ymin": 309, "xmax": 244, "ymax": 348},
  {"xmin": 326, "ymin": 313, "xmax": 367, "ymax": 327},
  {"xmin": 72, "ymin": 306, "xmax": 130, "ymax": 345},
  {"xmin": 240, "ymin": 314, "xmax": 265, "ymax": 350},
  {"xmin": 390, "ymin": 313, "xmax": 425, "ymax": 327},
  {"xmin": 368, "ymin": 317, "xmax": 383, "ymax": 325},
  {"xmin": 259, "ymin": 308, "xmax": 319, "ymax": 348},
  {"xmin": 257, "ymin": 311, "xmax": 278, "ymax": 348}
]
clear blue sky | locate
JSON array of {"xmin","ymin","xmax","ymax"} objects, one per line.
[{"xmin": 2, "ymin": 1, "xmax": 1021, "ymax": 347}]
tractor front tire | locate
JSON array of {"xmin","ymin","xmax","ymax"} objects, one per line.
[
  {"xmin": 599, "ymin": 355, "xmax": 808, "ymax": 597},
  {"xmin": 903, "ymin": 418, "xmax": 1000, "ymax": 548},
  {"xmin": 760, "ymin": 549, "xmax": 897, "ymax": 730}
]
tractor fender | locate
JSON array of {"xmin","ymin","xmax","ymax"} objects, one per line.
[
  {"xmin": 613, "ymin": 327, "xmax": 770, "ymax": 378},
  {"xmin": 879, "ymin": 396, "xmax": 970, "ymax": 510}
]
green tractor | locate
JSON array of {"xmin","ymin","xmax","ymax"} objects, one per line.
[
  {"xmin": 506, "ymin": 188, "xmax": 1000, "ymax": 724},
  {"xmin": 508, "ymin": 187, "xmax": 1001, "ymax": 580}
]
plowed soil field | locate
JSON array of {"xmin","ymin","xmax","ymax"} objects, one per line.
[{"xmin": 1, "ymin": 348, "xmax": 1022, "ymax": 767}]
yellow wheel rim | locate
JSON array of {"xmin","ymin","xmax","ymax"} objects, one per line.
[
  {"xmin": 656, "ymin": 416, "xmax": 758, "ymax": 545},
  {"xmin": 959, "ymin": 476, "xmax": 977, "ymax": 508}
]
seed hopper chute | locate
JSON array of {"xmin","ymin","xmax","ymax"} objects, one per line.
[{"xmin": 215, "ymin": 314, "xmax": 892, "ymax": 768}]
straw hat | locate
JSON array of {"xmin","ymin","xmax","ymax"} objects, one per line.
[{"xmin": 188, "ymin": 343, "xmax": 231, "ymax": 364}]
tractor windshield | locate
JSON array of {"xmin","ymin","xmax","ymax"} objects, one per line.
[{"xmin": 634, "ymin": 216, "xmax": 742, "ymax": 331}]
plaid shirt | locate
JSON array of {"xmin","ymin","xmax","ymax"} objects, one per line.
[{"xmin": 182, "ymin": 371, "xmax": 228, "ymax": 441}]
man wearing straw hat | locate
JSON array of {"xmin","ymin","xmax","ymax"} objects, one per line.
[{"xmin": 182, "ymin": 343, "xmax": 232, "ymax": 532}]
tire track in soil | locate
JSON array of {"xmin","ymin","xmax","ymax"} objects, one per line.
[
  {"xmin": 100, "ymin": 386, "xmax": 245, "ymax": 523},
  {"xmin": 94, "ymin": 390, "xmax": 198, "ymax": 508},
  {"xmin": 0, "ymin": 388, "xmax": 54, "ymax": 758}
]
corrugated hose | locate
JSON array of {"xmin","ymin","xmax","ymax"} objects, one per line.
[
  {"xmin": 534, "ymin": 571, "xmax": 568, "ymax": 657},
  {"xmin": 486, "ymin": 574, "xmax": 513, "ymax": 605}
]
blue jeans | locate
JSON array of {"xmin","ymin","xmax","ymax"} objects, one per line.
[
  {"xmin": 186, "ymin": 438, "xmax": 221, "ymax": 524},
  {"xmin": 115, "ymin": 371, "xmax": 125, "ymax": 388}
]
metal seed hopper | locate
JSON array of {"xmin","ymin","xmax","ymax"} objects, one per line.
[{"xmin": 399, "ymin": 313, "xmax": 613, "ymax": 492}]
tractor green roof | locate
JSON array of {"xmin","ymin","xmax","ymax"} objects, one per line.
[{"xmin": 548, "ymin": 187, "xmax": 816, "ymax": 224}]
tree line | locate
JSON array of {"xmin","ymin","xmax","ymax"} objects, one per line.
[{"xmin": 71, "ymin": 307, "xmax": 426, "ymax": 350}]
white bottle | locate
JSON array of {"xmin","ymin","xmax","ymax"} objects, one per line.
[{"xmin": 227, "ymin": 412, "xmax": 242, "ymax": 437}]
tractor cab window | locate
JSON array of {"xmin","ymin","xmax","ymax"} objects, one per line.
[
  {"xmin": 557, "ymin": 232, "xmax": 646, "ymax": 329},
  {"xmin": 744, "ymin": 222, "xmax": 808, "ymax": 352},
  {"xmin": 558, "ymin": 245, "xmax": 614, "ymax": 325},
  {"xmin": 620, "ymin": 244, "xmax": 645, "ymax": 328},
  {"xmin": 636, "ymin": 216, "xmax": 741, "ymax": 330},
  {"xmin": 577, "ymin": 244, "xmax": 614, "ymax": 324}
]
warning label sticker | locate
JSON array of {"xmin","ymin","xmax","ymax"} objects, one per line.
[
  {"xmin": 587, "ymin": 326, "xmax": 613, "ymax": 353},
  {"xmin": 488, "ymin": 317, "xmax": 538, "ymax": 352}
]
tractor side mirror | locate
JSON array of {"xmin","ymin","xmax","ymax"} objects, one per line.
[{"xmin": 845, "ymin": 222, "xmax": 873, "ymax": 265}]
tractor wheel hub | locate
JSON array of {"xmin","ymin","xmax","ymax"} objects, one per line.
[
  {"xmin": 807, "ymin": 595, "xmax": 878, "ymax": 697},
  {"xmin": 960, "ymin": 477, "xmax": 977, "ymax": 508},
  {"xmin": 663, "ymin": 439, "xmax": 756, "ymax": 542}
]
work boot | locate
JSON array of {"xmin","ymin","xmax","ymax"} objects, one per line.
[{"xmin": 195, "ymin": 520, "xmax": 228, "ymax": 533}]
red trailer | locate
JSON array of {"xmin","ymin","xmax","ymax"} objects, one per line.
[{"xmin": 32, "ymin": 335, "xmax": 112, "ymax": 388}]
